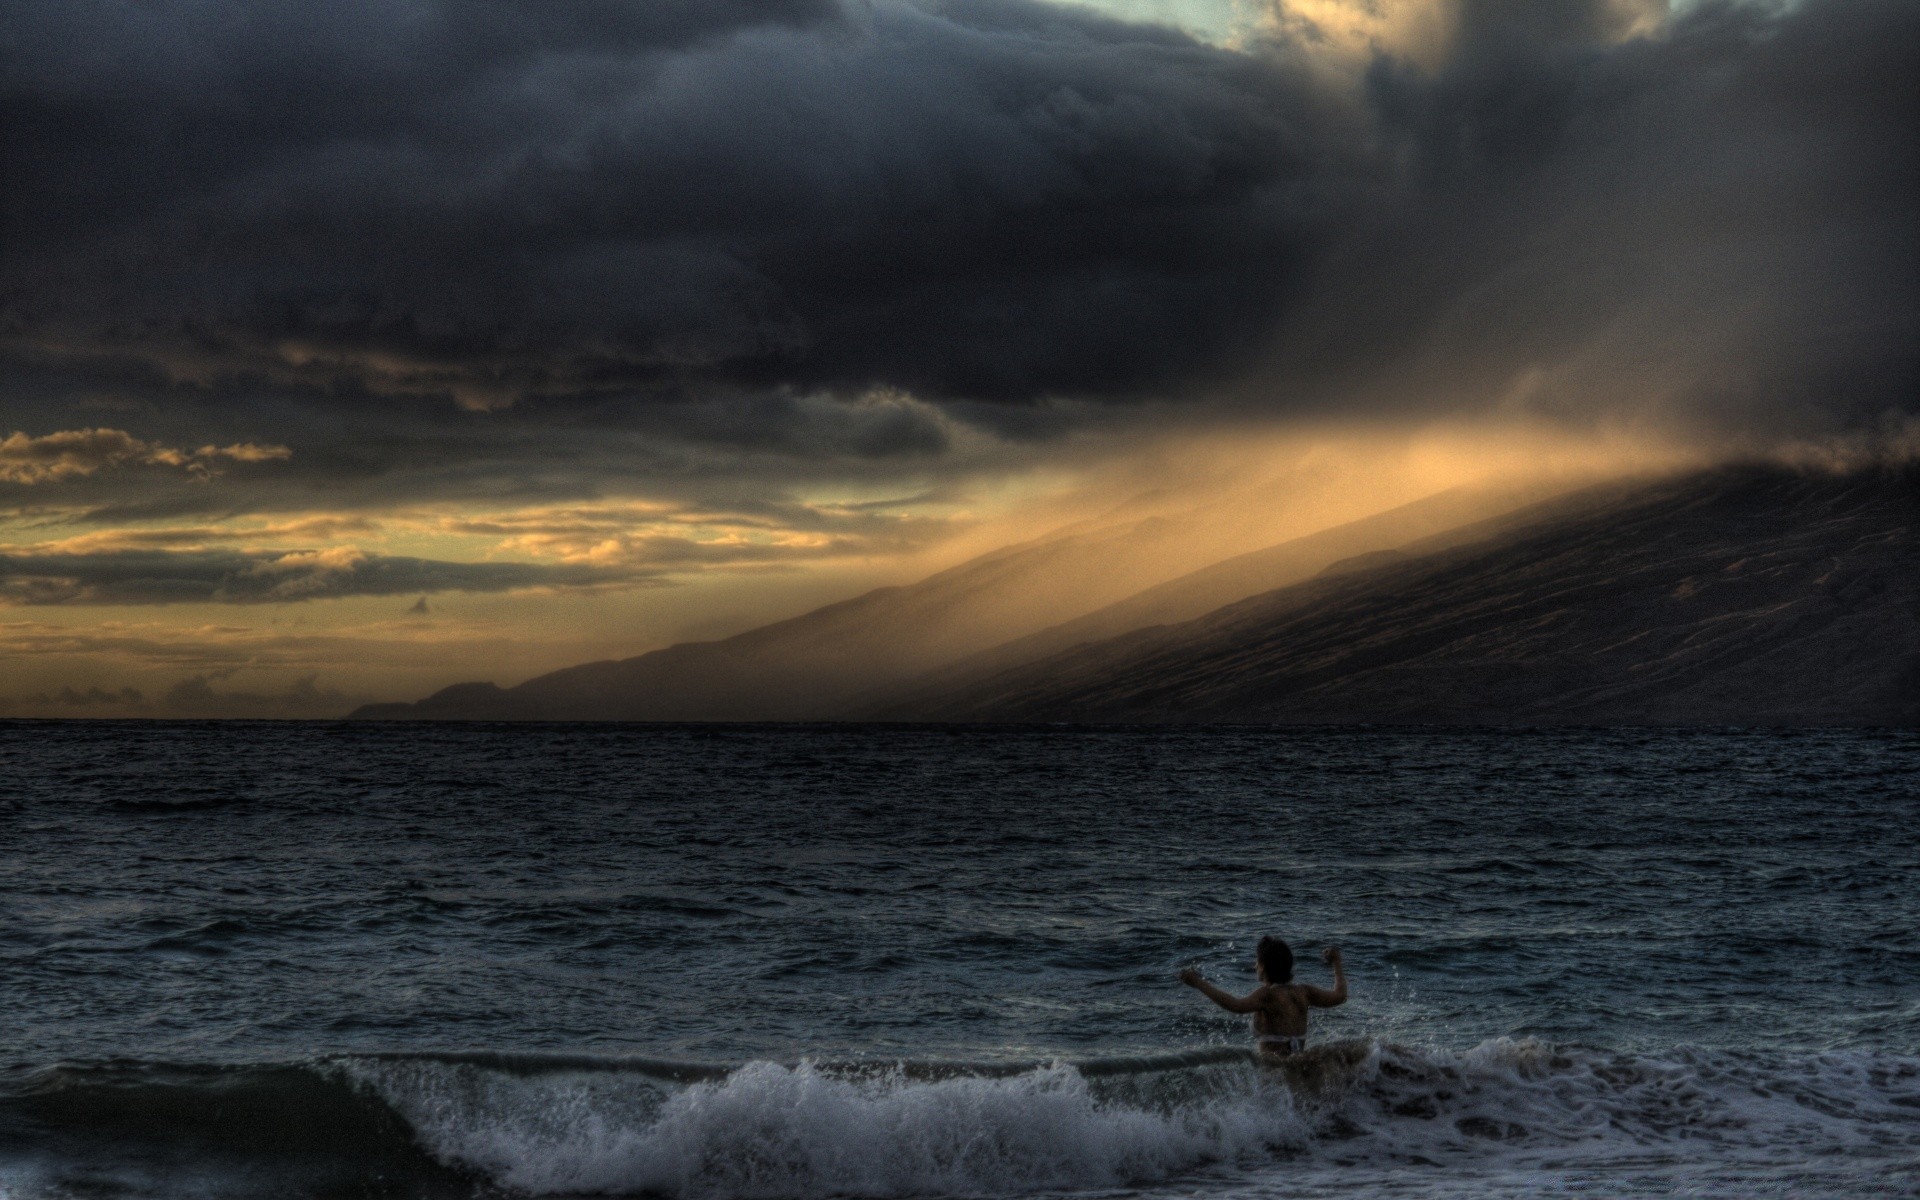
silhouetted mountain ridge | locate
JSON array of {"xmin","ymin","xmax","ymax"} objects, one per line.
[
  {"xmin": 854, "ymin": 480, "xmax": 1576, "ymax": 713},
  {"xmin": 885, "ymin": 464, "xmax": 1917, "ymax": 725},
  {"xmin": 352, "ymin": 482, "xmax": 1502, "ymax": 721},
  {"xmin": 355, "ymin": 464, "xmax": 1916, "ymax": 725}
]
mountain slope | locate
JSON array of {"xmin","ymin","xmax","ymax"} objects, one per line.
[
  {"xmin": 869, "ymin": 480, "xmax": 1570, "ymax": 706},
  {"xmin": 890, "ymin": 465, "xmax": 1919, "ymax": 725},
  {"xmin": 350, "ymin": 483, "xmax": 1453, "ymax": 721}
]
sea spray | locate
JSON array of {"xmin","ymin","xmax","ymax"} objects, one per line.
[
  {"xmin": 5, "ymin": 1043, "xmax": 1917, "ymax": 1198},
  {"xmin": 341, "ymin": 1057, "xmax": 1310, "ymax": 1197},
  {"xmin": 319, "ymin": 1042, "xmax": 1920, "ymax": 1198}
]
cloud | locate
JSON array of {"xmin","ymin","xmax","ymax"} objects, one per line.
[
  {"xmin": 18, "ymin": 516, "xmax": 382, "ymax": 554},
  {"xmin": 0, "ymin": 385, "xmax": 1000, "ymax": 532},
  {"xmin": 1, "ymin": 0, "xmax": 1351, "ymax": 408},
  {"xmin": 0, "ymin": 428, "xmax": 291, "ymax": 484},
  {"xmin": 1235, "ymin": 0, "xmax": 1919, "ymax": 437},
  {"xmin": 1260, "ymin": 0, "xmax": 1667, "ymax": 67},
  {"xmin": 0, "ymin": 485, "xmax": 966, "ymax": 602},
  {"xmin": 0, "ymin": 617, "xmax": 582, "ymax": 671},
  {"xmin": 0, "ymin": 0, "xmax": 1909, "ymax": 499},
  {"xmin": 431, "ymin": 492, "xmax": 965, "ymax": 565},
  {"xmin": 0, "ymin": 546, "xmax": 650, "ymax": 605}
]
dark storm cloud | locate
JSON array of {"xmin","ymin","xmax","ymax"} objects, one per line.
[
  {"xmin": 1, "ymin": 0, "xmax": 1913, "ymax": 445},
  {"xmin": 1247, "ymin": 0, "xmax": 1920, "ymax": 435},
  {"xmin": 2, "ymin": 0, "xmax": 1342, "ymax": 407},
  {"xmin": 0, "ymin": 547, "xmax": 647, "ymax": 605}
]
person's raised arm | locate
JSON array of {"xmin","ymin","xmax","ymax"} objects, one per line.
[
  {"xmin": 1300, "ymin": 946, "xmax": 1348, "ymax": 1008},
  {"xmin": 1178, "ymin": 968, "xmax": 1264, "ymax": 1013}
]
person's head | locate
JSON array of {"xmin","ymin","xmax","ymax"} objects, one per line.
[{"xmin": 1256, "ymin": 936, "xmax": 1293, "ymax": 984}]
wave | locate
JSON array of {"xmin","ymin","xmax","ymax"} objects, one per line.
[
  {"xmin": 340, "ymin": 1049, "xmax": 1306, "ymax": 1197},
  {"xmin": 2, "ymin": 1041, "xmax": 1917, "ymax": 1198}
]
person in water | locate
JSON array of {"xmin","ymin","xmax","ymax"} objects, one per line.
[{"xmin": 1179, "ymin": 937, "xmax": 1346, "ymax": 1058}]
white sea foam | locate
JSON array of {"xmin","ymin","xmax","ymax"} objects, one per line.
[
  {"xmin": 340, "ymin": 1041, "xmax": 1920, "ymax": 1199},
  {"xmin": 347, "ymin": 1057, "xmax": 1308, "ymax": 1196}
]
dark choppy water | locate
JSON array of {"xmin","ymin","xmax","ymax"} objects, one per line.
[{"xmin": 1, "ymin": 722, "xmax": 1916, "ymax": 1198}]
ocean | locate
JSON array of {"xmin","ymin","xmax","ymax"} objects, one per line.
[{"xmin": 1, "ymin": 721, "xmax": 1915, "ymax": 1199}]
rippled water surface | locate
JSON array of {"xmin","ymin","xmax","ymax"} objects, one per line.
[{"xmin": 2, "ymin": 722, "xmax": 1916, "ymax": 1198}]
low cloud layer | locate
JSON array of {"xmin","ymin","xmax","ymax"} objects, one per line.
[
  {"xmin": 0, "ymin": 480, "xmax": 968, "ymax": 607},
  {"xmin": 0, "ymin": 546, "xmax": 645, "ymax": 605},
  {"xmin": 0, "ymin": 428, "xmax": 290, "ymax": 484}
]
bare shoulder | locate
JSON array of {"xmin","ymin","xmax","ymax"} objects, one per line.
[{"xmin": 1258, "ymin": 983, "xmax": 1300, "ymax": 1009}]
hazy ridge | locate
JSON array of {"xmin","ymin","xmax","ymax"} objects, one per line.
[
  {"xmin": 351, "ymin": 480, "xmax": 1551, "ymax": 721},
  {"xmin": 347, "ymin": 487, "xmax": 1440, "ymax": 721},
  {"xmin": 891, "ymin": 465, "xmax": 1917, "ymax": 725},
  {"xmin": 863, "ymin": 480, "xmax": 1576, "ymax": 712},
  {"xmin": 354, "ymin": 465, "xmax": 1917, "ymax": 725}
]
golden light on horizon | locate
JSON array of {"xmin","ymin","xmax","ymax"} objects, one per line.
[{"xmin": 0, "ymin": 409, "xmax": 1713, "ymax": 718}]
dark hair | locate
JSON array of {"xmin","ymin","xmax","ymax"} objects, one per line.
[{"xmin": 1257, "ymin": 937, "xmax": 1293, "ymax": 984}]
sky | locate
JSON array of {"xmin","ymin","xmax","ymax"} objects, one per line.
[{"xmin": 1, "ymin": 0, "xmax": 1914, "ymax": 716}]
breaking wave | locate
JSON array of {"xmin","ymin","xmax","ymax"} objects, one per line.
[
  {"xmin": 339, "ymin": 1048, "xmax": 1303, "ymax": 1197},
  {"xmin": 2, "ymin": 1040, "xmax": 1917, "ymax": 1198}
]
